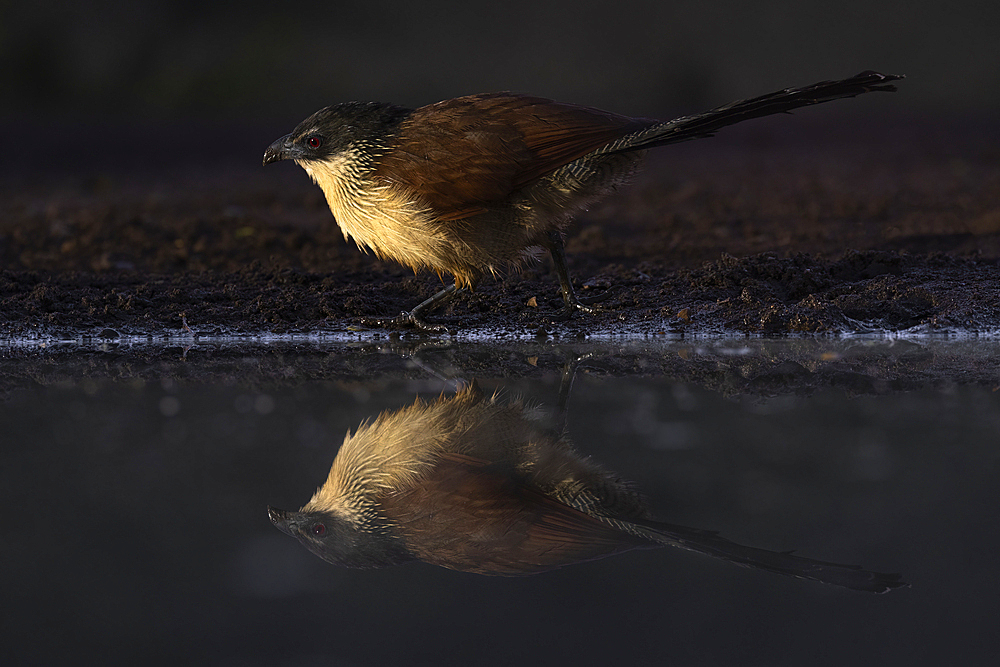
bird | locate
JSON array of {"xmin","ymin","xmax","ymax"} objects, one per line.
[
  {"xmin": 268, "ymin": 382, "xmax": 905, "ymax": 593},
  {"xmin": 263, "ymin": 71, "xmax": 903, "ymax": 330}
]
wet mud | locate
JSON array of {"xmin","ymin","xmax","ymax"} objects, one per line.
[{"xmin": 2, "ymin": 116, "xmax": 999, "ymax": 340}]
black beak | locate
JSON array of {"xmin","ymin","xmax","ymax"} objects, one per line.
[
  {"xmin": 267, "ymin": 506, "xmax": 298, "ymax": 536},
  {"xmin": 262, "ymin": 134, "xmax": 295, "ymax": 166}
]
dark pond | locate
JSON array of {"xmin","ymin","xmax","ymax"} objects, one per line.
[{"xmin": 2, "ymin": 337, "xmax": 998, "ymax": 665}]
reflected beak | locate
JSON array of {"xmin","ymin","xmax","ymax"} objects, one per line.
[
  {"xmin": 262, "ymin": 134, "xmax": 296, "ymax": 166},
  {"xmin": 267, "ymin": 506, "xmax": 297, "ymax": 536}
]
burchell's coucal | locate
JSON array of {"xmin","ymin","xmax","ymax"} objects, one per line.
[
  {"xmin": 263, "ymin": 71, "xmax": 902, "ymax": 330},
  {"xmin": 268, "ymin": 383, "xmax": 905, "ymax": 592}
]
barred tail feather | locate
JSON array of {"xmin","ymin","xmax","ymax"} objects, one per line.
[{"xmin": 606, "ymin": 71, "xmax": 904, "ymax": 154}]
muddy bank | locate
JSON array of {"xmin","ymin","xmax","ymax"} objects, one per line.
[{"xmin": 2, "ymin": 116, "xmax": 999, "ymax": 339}]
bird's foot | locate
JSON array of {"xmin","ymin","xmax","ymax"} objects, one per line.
[
  {"xmin": 552, "ymin": 287, "xmax": 617, "ymax": 320},
  {"xmin": 553, "ymin": 299, "xmax": 601, "ymax": 321},
  {"xmin": 576, "ymin": 288, "xmax": 617, "ymax": 306},
  {"xmin": 357, "ymin": 285, "xmax": 460, "ymax": 334}
]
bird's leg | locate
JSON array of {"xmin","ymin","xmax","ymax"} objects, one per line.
[
  {"xmin": 555, "ymin": 351, "xmax": 597, "ymax": 421},
  {"xmin": 407, "ymin": 284, "xmax": 463, "ymax": 331},
  {"xmin": 361, "ymin": 284, "xmax": 463, "ymax": 333},
  {"xmin": 545, "ymin": 231, "xmax": 611, "ymax": 318}
]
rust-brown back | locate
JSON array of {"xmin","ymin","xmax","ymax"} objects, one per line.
[{"xmin": 373, "ymin": 93, "xmax": 655, "ymax": 222}]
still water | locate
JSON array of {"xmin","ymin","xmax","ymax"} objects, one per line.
[{"xmin": 3, "ymin": 337, "xmax": 998, "ymax": 665}]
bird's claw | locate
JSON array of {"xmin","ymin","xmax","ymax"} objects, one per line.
[
  {"xmin": 552, "ymin": 299, "xmax": 601, "ymax": 321},
  {"xmin": 551, "ymin": 286, "xmax": 617, "ymax": 320},
  {"xmin": 575, "ymin": 286, "xmax": 618, "ymax": 306}
]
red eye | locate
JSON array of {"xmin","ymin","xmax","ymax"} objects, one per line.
[
  {"xmin": 306, "ymin": 136, "xmax": 322, "ymax": 149},
  {"xmin": 312, "ymin": 523, "xmax": 326, "ymax": 536}
]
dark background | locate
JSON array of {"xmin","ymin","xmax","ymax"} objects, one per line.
[{"xmin": 3, "ymin": 1, "xmax": 996, "ymax": 124}]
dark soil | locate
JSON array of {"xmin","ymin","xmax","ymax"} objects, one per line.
[{"xmin": 3, "ymin": 115, "xmax": 999, "ymax": 339}]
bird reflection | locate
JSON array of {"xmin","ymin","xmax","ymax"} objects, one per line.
[{"xmin": 269, "ymin": 382, "xmax": 904, "ymax": 593}]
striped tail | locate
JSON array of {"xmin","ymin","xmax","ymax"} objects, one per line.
[{"xmin": 603, "ymin": 70, "xmax": 903, "ymax": 155}]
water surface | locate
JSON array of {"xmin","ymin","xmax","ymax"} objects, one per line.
[{"xmin": 2, "ymin": 338, "xmax": 997, "ymax": 665}]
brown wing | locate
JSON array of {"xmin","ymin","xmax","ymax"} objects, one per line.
[
  {"xmin": 379, "ymin": 452, "xmax": 648, "ymax": 575},
  {"xmin": 373, "ymin": 93, "xmax": 654, "ymax": 221}
]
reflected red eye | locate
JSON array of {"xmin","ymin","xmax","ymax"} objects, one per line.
[
  {"xmin": 311, "ymin": 523, "xmax": 326, "ymax": 536},
  {"xmin": 306, "ymin": 136, "xmax": 322, "ymax": 149}
]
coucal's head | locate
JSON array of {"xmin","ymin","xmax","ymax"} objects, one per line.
[{"xmin": 262, "ymin": 102, "xmax": 410, "ymax": 167}]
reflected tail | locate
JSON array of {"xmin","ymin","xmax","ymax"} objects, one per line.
[{"xmin": 631, "ymin": 518, "xmax": 907, "ymax": 594}]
